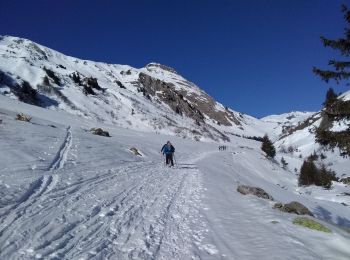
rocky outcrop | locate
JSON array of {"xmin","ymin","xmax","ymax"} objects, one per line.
[
  {"xmin": 138, "ymin": 72, "xmax": 205, "ymax": 123},
  {"xmin": 237, "ymin": 185, "xmax": 274, "ymax": 200},
  {"xmin": 273, "ymin": 201, "xmax": 314, "ymax": 216},
  {"xmin": 138, "ymin": 72, "xmax": 242, "ymax": 127},
  {"xmin": 185, "ymin": 93, "xmax": 241, "ymax": 126}
]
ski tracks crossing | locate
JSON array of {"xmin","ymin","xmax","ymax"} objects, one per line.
[
  {"xmin": 0, "ymin": 126, "xmax": 74, "ymax": 256},
  {"xmin": 0, "ymin": 130, "xmax": 209, "ymax": 259}
]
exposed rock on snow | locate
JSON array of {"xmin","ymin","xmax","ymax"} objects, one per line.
[
  {"xmin": 16, "ymin": 113, "xmax": 32, "ymax": 122},
  {"xmin": 274, "ymin": 201, "xmax": 314, "ymax": 216},
  {"xmin": 90, "ymin": 127, "xmax": 110, "ymax": 137},
  {"xmin": 139, "ymin": 70, "xmax": 242, "ymax": 127},
  {"xmin": 237, "ymin": 185, "xmax": 274, "ymax": 200},
  {"xmin": 138, "ymin": 72, "xmax": 205, "ymax": 123},
  {"xmin": 130, "ymin": 147, "xmax": 142, "ymax": 156}
]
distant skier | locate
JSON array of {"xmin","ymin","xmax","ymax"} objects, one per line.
[{"xmin": 161, "ymin": 141, "xmax": 175, "ymax": 167}]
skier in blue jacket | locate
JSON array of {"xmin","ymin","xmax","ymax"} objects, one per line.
[{"xmin": 161, "ymin": 141, "xmax": 175, "ymax": 167}]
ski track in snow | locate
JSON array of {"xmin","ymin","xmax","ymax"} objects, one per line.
[
  {"xmin": 48, "ymin": 126, "xmax": 73, "ymax": 172},
  {"xmin": 0, "ymin": 126, "xmax": 75, "ymax": 248},
  {"xmin": 0, "ymin": 142, "xmax": 206, "ymax": 259}
]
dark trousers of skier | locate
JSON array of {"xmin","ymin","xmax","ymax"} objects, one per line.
[{"xmin": 166, "ymin": 153, "xmax": 174, "ymax": 166}]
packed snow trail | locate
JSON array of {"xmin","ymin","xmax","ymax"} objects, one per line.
[{"xmin": 0, "ymin": 150, "xmax": 205, "ymax": 259}]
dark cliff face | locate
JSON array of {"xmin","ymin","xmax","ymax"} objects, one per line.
[
  {"xmin": 138, "ymin": 72, "xmax": 241, "ymax": 127},
  {"xmin": 138, "ymin": 72, "xmax": 205, "ymax": 124}
]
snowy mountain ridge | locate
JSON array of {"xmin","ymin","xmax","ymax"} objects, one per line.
[
  {"xmin": 0, "ymin": 35, "xmax": 275, "ymax": 142},
  {"xmin": 1, "ymin": 35, "xmax": 349, "ymax": 175}
]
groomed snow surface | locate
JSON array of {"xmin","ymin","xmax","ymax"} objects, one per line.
[{"xmin": 1, "ymin": 96, "xmax": 350, "ymax": 260}]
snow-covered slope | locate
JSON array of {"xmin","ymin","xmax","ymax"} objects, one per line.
[
  {"xmin": 0, "ymin": 35, "xmax": 267, "ymax": 142},
  {"xmin": 262, "ymin": 111, "xmax": 316, "ymax": 138},
  {"xmin": 270, "ymin": 90, "xmax": 350, "ymax": 179},
  {"xmin": 1, "ymin": 35, "xmax": 350, "ymax": 259},
  {"xmin": 1, "ymin": 95, "xmax": 350, "ymax": 259}
]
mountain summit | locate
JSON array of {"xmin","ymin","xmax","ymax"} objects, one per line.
[{"xmin": 0, "ymin": 35, "xmax": 270, "ymax": 142}]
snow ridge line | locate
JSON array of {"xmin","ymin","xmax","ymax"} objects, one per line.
[{"xmin": 48, "ymin": 126, "xmax": 72, "ymax": 171}]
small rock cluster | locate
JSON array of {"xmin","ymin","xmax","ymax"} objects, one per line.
[
  {"xmin": 236, "ymin": 184, "xmax": 332, "ymax": 232},
  {"xmin": 237, "ymin": 184, "xmax": 313, "ymax": 216}
]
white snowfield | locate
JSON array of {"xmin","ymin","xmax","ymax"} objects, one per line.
[{"xmin": 1, "ymin": 95, "xmax": 350, "ymax": 260}]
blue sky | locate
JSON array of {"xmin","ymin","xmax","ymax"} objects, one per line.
[{"xmin": 0, "ymin": 0, "xmax": 346, "ymax": 118}]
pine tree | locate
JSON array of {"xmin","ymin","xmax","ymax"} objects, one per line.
[
  {"xmin": 281, "ymin": 157, "xmax": 288, "ymax": 169},
  {"xmin": 261, "ymin": 134, "xmax": 276, "ymax": 158},
  {"xmin": 299, "ymin": 160, "xmax": 337, "ymax": 188},
  {"xmin": 313, "ymin": 5, "xmax": 350, "ymax": 85},
  {"xmin": 313, "ymin": 5, "xmax": 350, "ymax": 156},
  {"xmin": 323, "ymin": 88, "xmax": 338, "ymax": 108},
  {"xmin": 299, "ymin": 160, "xmax": 317, "ymax": 186},
  {"xmin": 315, "ymin": 164, "xmax": 335, "ymax": 189}
]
